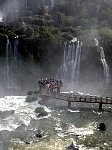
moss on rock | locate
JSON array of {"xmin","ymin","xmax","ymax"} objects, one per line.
[
  {"xmin": 35, "ymin": 107, "xmax": 44, "ymax": 113},
  {"xmin": 35, "ymin": 107, "xmax": 48, "ymax": 117},
  {"xmin": 37, "ymin": 111, "xmax": 48, "ymax": 117},
  {"xmin": 26, "ymin": 95, "xmax": 37, "ymax": 102}
]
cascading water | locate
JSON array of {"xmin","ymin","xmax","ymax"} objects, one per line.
[
  {"xmin": 6, "ymin": 35, "xmax": 12, "ymax": 88},
  {"xmin": 0, "ymin": 11, "xmax": 3, "ymax": 22},
  {"xmin": 42, "ymin": 0, "xmax": 45, "ymax": 6},
  {"xmin": 56, "ymin": 38, "xmax": 82, "ymax": 86},
  {"xmin": 100, "ymin": 47, "xmax": 110, "ymax": 83},
  {"xmin": 71, "ymin": 41, "xmax": 82, "ymax": 83},
  {"xmin": 13, "ymin": 39, "xmax": 20, "ymax": 90},
  {"xmin": 94, "ymin": 38, "xmax": 110, "ymax": 83},
  {"xmin": 6, "ymin": 36, "xmax": 19, "ymax": 90},
  {"xmin": 14, "ymin": 39, "xmax": 19, "ymax": 70},
  {"xmin": 51, "ymin": 0, "xmax": 55, "ymax": 8}
]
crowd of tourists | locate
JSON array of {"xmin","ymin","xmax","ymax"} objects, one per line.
[{"xmin": 38, "ymin": 78, "xmax": 63, "ymax": 91}]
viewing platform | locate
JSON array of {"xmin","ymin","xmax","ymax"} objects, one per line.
[
  {"xmin": 38, "ymin": 78, "xmax": 63, "ymax": 93},
  {"xmin": 38, "ymin": 78, "xmax": 112, "ymax": 110}
]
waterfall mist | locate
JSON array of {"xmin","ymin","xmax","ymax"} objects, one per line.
[
  {"xmin": 56, "ymin": 38, "xmax": 82, "ymax": 90},
  {"xmin": 1, "ymin": 0, "xmax": 23, "ymax": 22},
  {"xmin": 0, "ymin": 35, "xmax": 42, "ymax": 97},
  {"xmin": 56, "ymin": 36, "xmax": 110, "ymax": 95},
  {"xmin": 0, "ymin": 11, "xmax": 3, "ymax": 22}
]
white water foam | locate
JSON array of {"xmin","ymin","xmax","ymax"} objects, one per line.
[
  {"xmin": 0, "ymin": 96, "xmax": 51, "ymax": 131},
  {"xmin": 67, "ymin": 123, "xmax": 95, "ymax": 136}
]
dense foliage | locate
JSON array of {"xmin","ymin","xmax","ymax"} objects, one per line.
[{"xmin": 0, "ymin": 0, "xmax": 112, "ymax": 78}]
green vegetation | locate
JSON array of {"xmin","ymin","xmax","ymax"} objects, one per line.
[
  {"xmin": 35, "ymin": 107, "xmax": 45, "ymax": 113},
  {"xmin": 26, "ymin": 95, "xmax": 37, "ymax": 102},
  {"xmin": 0, "ymin": 24, "xmax": 16, "ymax": 38},
  {"xmin": 0, "ymin": 0, "xmax": 112, "ymax": 74},
  {"xmin": 35, "ymin": 107, "xmax": 48, "ymax": 117},
  {"xmin": 27, "ymin": 91, "xmax": 33, "ymax": 95},
  {"xmin": 37, "ymin": 111, "xmax": 48, "ymax": 117}
]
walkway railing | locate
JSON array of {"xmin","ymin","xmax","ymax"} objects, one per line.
[{"xmin": 39, "ymin": 78, "xmax": 112, "ymax": 110}]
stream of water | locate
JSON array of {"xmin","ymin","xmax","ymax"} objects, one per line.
[{"xmin": 56, "ymin": 38, "xmax": 82, "ymax": 87}]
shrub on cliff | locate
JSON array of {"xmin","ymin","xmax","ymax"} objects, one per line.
[
  {"xmin": 25, "ymin": 26, "xmax": 34, "ymax": 37},
  {"xmin": 39, "ymin": 27, "xmax": 53, "ymax": 39},
  {"xmin": 99, "ymin": 27, "xmax": 112, "ymax": 40},
  {"xmin": 0, "ymin": 25, "xmax": 16, "ymax": 38},
  {"xmin": 99, "ymin": 27, "xmax": 112, "ymax": 50}
]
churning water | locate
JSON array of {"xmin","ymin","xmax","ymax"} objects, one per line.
[{"xmin": 0, "ymin": 96, "xmax": 112, "ymax": 150}]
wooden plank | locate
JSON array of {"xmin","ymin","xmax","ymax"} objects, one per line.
[{"xmin": 41, "ymin": 89, "xmax": 112, "ymax": 105}]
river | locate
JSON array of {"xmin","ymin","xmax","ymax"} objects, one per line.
[{"xmin": 0, "ymin": 95, "xmax": 112, "ymax": 150}]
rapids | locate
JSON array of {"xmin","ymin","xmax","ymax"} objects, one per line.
[{"xmin": 0, "ymin": 95, "xmax": 112, "ymax": 149}]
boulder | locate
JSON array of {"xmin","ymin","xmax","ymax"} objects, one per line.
[
  {"xmin": 35, "ymin": 128, "xmax": 44, "ymax": 138},
  {"xmin": 26, "ymin": 95, "xmax": 37, "ymax": 102},
  {"xmin": 35, "ymin": 107, "xmax": 48, "ymax": 118},
  {"xmin": 37, "ymin": 111, "xmax": 48, "ymax": 117},
  {"xmin": 27, "ymin": 91, "xmax": 33, "ymax": 95},
  {"xmin": 98, "ymin": 123, "xmax": 106, "ymax": 131},
  {"xmin": 66, "ymin": 142, "xmax": 79, "ymax": 150},
  {"xmin": 35, "ymin": 107, "xmax": 44, "ymax": 113}
]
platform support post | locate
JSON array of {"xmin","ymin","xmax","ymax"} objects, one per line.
[
  {"xmin": 57, "ymin": 87, "xmax": 60, "ymax": 93},
  {"xmin": 68, "ymin": 101, "xmax": 71, "ymax": 108},
  {"xmin": 99, "ymin": 102, "xmax": 103, "ymax": 111}
]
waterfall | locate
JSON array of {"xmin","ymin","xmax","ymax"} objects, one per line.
[
  {"xmin": 0, "ymin": 11, "xmax": 3, "ymax": 22},
  {"xmin": 95, "ymin": 38, "xmax": 110, "ymax": 83},
  {"xmin": 51, "ymin": 0, "xmax": 55, "ymax": 8},
  {"xmin": 100, "ymin": 47, "xmax": 110, "ymax": 83},
  {"xmin": 13, "ymin": 39, "xmax": 20, "ymax": 90},
  {"xmin": 14, "ymin": 39, "xmax": 19, "ymax": 69},
  {"xmin": 25, "ymin": 0, "xmax": 28, "ymax": 9},
  {"xmin": 42, "ymin": 0, "xmax": 45, "ymax": 6},
  {"xmin": 71, "ymin": 41, "xmax": 82, "ymax": 83},
  {"xmin": 5, "ymin": 36, "xmax": 19, "ymax": 90},
  {"xmin": 6, "ymin": 35, "xmax": 10, "ymax": 88},
  {"xmin": 56, "ymin": 38, "xmax": 82, "ymax": 85}
]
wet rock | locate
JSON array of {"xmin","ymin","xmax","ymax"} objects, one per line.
[
  {"xmin": 66, "ymin": 142, "xmax": 79, "ymax": 150},
  {"xmin": 0, "ymin": 142, "xmax": 4, "ymax": 150},
  {"xmin": 0, "ymin": 130, "xmax": 11, "ymax": 141},
  {"xmin": 35, "ymin": 129, "xmax": 44, "ymax": 138},
  {"xmin": 35, "ymin": 107, "xmax": 44, "ymax": 113},
  {"xmin": 27, "ymin": 91, "xmax": 33, "ymax": 95},
  {"xmin": 34, "ymin": 90, "xmax": 40, "ymax": 95},
  {"xmin": 14, "ymin": 125, "xmax": 37, "ymax": 143},
  {"xmin": 35, "ymin": 132, "xmax": 43, "ymax": 138},
  {"xmin": 13, "ymin": 124, "xmax": 27, "ymax": 140},
  {"xmin": 25, "ymin": 141, "xmax": 30, "ymax": 144},
  {"xmin": 98, "ymin": 123, "xmax": 106, "ymax": 131},
  {"xmin": 0, "ymin": 110, "xmax": 14, "ymax": 119},
  {"xmin": 0, "ymin": 130, "xmax": 11, "ymax": 149},
  {"xmin": 35, "ymin": 107, "xmax": 48, "ymax": 117},
  {"xmin": 37, "ymin": 111, "xmax": 48, "ymax": 117},
  {"xmin": 26, "ymin": 95, "xmax": 37, "ymax": 102}
]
